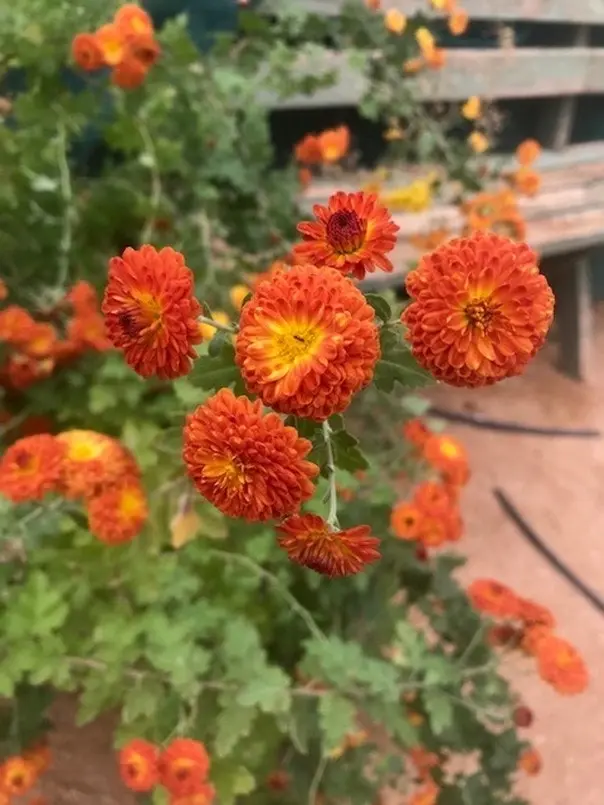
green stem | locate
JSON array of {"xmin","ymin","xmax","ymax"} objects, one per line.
[
  {"xmin": 206, "ymin": 548, "xmax": 326, "ymax": 643},
  {"xmin": 56, "ymin": 121, "xmax": 73, "ymax": 288},
  {"xmin": 322, "ymin": 421, "xmax": 339, "ymax": 528},
  {"xmin": 198, "ymin": 315, "xmax": 237, "ymax": 334}
]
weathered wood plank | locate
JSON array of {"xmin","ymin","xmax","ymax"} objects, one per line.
[
  {"xmin": 546, "ymin": 253, "xmax": 593, "ymax": 381},
  {"xmin": 267, "ymin": 48, "xmax": 604, "ymax": 108},
  {"xmin": 293, "ymin": 0, "xmax": 604, "ymax": 24}
]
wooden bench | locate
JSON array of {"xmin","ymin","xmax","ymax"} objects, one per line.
[{"xmin": 267, "ymin": 1, "xmax": 604, "ymax": 381}]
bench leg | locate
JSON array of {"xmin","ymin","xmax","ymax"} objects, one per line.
[{"xmin": 550, "ymin": 254, "xmax": 593, "ymax": 382}]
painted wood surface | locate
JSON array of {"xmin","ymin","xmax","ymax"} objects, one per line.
[
  {"xmin": 266, "ymin": 47, "xmax": 604, "ymax": 108},
  {"xmin": 294, "ymin": 0, "xmax": 604, "ymax": 24},
  {"xmin": 299, "ymin": 141, "xmax": 604, "ymax": 290}
]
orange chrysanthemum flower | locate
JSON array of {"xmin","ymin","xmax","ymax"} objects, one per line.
[
  {"xmin": 0, "ymin": 305, "xmax": 38, "ymax": 347},
  {"xmin": 467, "ymin": 579, "xmax": 521, "ymax": 619},
  {"xmin": 0, "ymin": 354, "xmax": 55, "ymax": 391},
  {"xmin": 169, "ymin": 784, "xmax": 216, "ymax": 805},
  {"xmin": 183, "ymin": 389, "xmax": 318, "ymax": 521},
  {"xmin": 416, "ymin": 513, "xmax": 457, "ymax": 547},
  {"xmin": 410, "ymin": 747, "xmax": 439, "ymax": 782},
  {"xmin": 402, "ymin": 232, "xmax": 554, "ymax": 387},
  {"xmin": 119, "ymin": 739, "xmax": 159, "ymax": 792},
  {"xmin": 0, "ymin": 279, "xmax": 7, "ymax": 299},
  {"xmin": 517, "ymin": 597, "xmax": 556, "ymax": 629},
  {"xmin": 520, "ymin": 624, "xmax": 552, "ymax": 655},
  {"xmin": 413, "ymin": 481, "xmax": 455, "ymax": 514},
  {"xmin": 158, "ymin": 739, "xmax": 210, "ymax": 798},
  {"xmin": 317, "ymin": 125, "xmax": 350, "ymax": 163},
  {"xmin": 96, "ymin": 23, "xmax": 126, "ymax": 66},
  {"xmin": 423, "ymin": 434, "xmax": 470, "ymax": 486},
  {"xmin": 276, "ymin": 514, "xmax": 381, "ymax": 577},
  {"xmin": 448, "ymin": 9, "xmax": 469, "ymax": 35},
  {"xmin": 518, "ymin": 747, "xmax": 542, "ymax": 776},
  {"xmin": 111, "ymin": 54, "xmax": 148, "ymax": 89},
  {"xmin": 71, "ymin": 32, "xmax": 105, "ymax": 71},
  {"xmin": 402, "ymin": 418, "xmax": 432, "ymax": 448},
  {"xmin": 102, "ymin": 245, "xmax": 202, "ymax": 379},
  {"xmin": 462, "ymin": 190, "xmax": 518, "ymax": 233},
  {"xmin": 294, "ymin": 191, "xmax": 399, "ymax": 280},
  {"xmin": 235, "ymin": 264, "xmax": 380, "ymax": 420},
  {"xmin": 295, "ymin": 134, "xmax": 323, "ymax": 165},
  {"xmin": 0, "ymin": 434, "xmax": 65, "ymax": 503},
  {"xmin": 114, "ymin": 4, "xmax": 154, "ymax": 37},
  {"xmin": 384, "ymin": 9, "xmax": 407, "ymax": 34},
  {"xmin": 409, "ymin": 781, "xmax": 439, "ymax": 805},
  {"xmin": 0, "ymin": 756, "xmax": 37, "ymax": 796},
  {"xmin": 516, "ymin": 138, "xmax": 541, "ymax": 166},
  {"xmin": 67, "ymin": 309, "xmax": 113, "ymax": 352},
  {"xmin": 21, "ymin": 323, "xmax": 58, "ymax": 359},
  {"xmin": 535, "ymin": 634, "xmax": 589, "ymax": 695},
  {"xmin": 512, "ymin": 167, "xmax": 541, "ymax": 197},
  {"xmin": 86, "ymin": 480, "xmax": 148, "ymax": 545},
  {"xmin": 58, "ymin": 429, "xmax": 140, "ymax": 499},
  {"xmin": 65, "ymin": 280, "xmax": 100, "ymax": 313},
  {"xmin": 391, "ymin": 502, "xmax": 422, "ymax": 540}
]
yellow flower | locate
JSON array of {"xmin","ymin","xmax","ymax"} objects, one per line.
[
  {"xmin": 384, "ymin": 8, "xmax": 407, "ymax": 34},
  {"xmin": 468, "ymin": 131, "xmax": 489, "ymax": 154},
  {"xmin": 415, "ymin": 27, "xmax": 435, "ymax": 57},
  {"xmin": 229, "ymin": 284, "xmax": 250, "ymax": 311},
  {"xmin": 380, "ymin": 174, "xmax": 436, "ymax": 213},
  {"xmin": 461, "ymin": 96, "xmax": 481, "ymax": 121},
  {"xmin": 199, "ymin": 310, "xmax": 230, "ymax": 340},
  {"xmin": 384, "ymin": 125, "xmax": 405, "ymax": 141}
]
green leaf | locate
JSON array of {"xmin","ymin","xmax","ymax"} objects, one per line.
[
  {"xmin": 214, "ymin": 700, "xmax": 256, "ymax": 758},
  {"xmin": 208, "ymin": 329, "xmax": 232, "ymax": 358},
  {"xmin": 318, "ymin": 693, "xmax": 356, "ymax": 752},
  {"xmin": 374, "ymin": 328, "xmax": 433, "ymax": 392},
  {"xmin": 365, "ymin": 293, "xmax": 392, "ymax": 323},
  {"xmin": 189, "ymin": 341, "xmax": 244, "ymax": 393},
  {"xmin": 331, "ymin": 429, "xmax": 369, "ymax": 473},
  {"xmin": 236, "ymin": 666, "xmax": 291, "ymax": 714},
  {"xmin": 423, "ymin": 689, "xmax": 454, "ymax": 736}
]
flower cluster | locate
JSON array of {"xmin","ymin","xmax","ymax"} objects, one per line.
[
  {"xmin": 468, "ymin": 579, "xmax": 589, "ymax": 695},
  {"xmin": 462, "ymin": 189, "xmax": 525, "ymax": 240},
  {"xmin": 101, "ymin": 191, "xmax": 555, "ymax": 575},
  {"xmin": 119, "ymin": 738, "xmax": 215, "ymax": 804},
  {"xmin": 0, "ymin": 430, "xmax": 147, "ymax": 545},
  {"xmin": 505, "ymin": 139, "xmax": 542, "ymax": 197},
  {"xmin": 294, "ymin": 125, "xmax": 350, "ymax": 167},
  {"xmin": 403, "ymin": 231, "xmax": 554, "ymax": 387},
  {"xmin": 0, "ymin": 741, "xmax": 51, "ymax": 801},
  {"xmin": 71, "ymin": 4, "xmax": 160, "ymax": 89},
  {"xmin": 0, "ymin": 281, "xmax": 111, "ymax": 392}
]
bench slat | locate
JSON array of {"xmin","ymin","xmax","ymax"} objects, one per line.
[
  {"xmin": 294, "ymin": 0, "xmax": 604, "ymax": 24},
  {"xmin": 267, "ymin": 48, "xmax": 604, "ymax": 108}
]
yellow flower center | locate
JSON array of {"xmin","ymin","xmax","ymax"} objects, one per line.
[
  {"xmin": 464, "ymin": 298, "xmax": 495, "ymax": 330},
  {"xmin": 69, "ymin": 439, "xmax": 104, "ymax": 463},
  {"xmin": 439, "ymin": 439, "xmax": 460, "ymax": 459},
  {"xmin": 326, "ymin": 210, "xmax": 367, "ymax": 254},
  {"xmin": 202, "ymin": 456, "xmax": 246, "ymax": 489},
  {"xmin": 119, "ymin": 488, "xmax": 145, "ymax": 519}
]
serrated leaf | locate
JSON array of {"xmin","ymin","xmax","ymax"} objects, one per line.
[
  {"xmin": 236, "ymin": 666, "xmax": 291, "ymax": 714},
  {"xmin": 424, "ymin": 689, "xmax": 454, "ymax": 736},
  {"xmin": 374, "ymin": 350, "xmax": 433, "ymax": 392},
  {"xmin": 331, "ymin": 429, "xmax": 369, "ymax": 473},
  {"xmin": 365, "ymin": 293, "xmax": 392, "ymax": 323},
  {"xmin": 318, "ymin": 693, "xmax": 356, "ymax": 752},
  {"xmin": 214, "ymin": 701, "xmax": 256, "ymax": 757},
  {"xmin": 190, "ymin": 341, "xmax": 243, "ymax": 392},
  {"xmin": 208, "ymin": 329, "xmax": 232, "ymax": 358}
]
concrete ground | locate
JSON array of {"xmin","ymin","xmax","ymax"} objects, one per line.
[{"xmin": 37, "ymin": 312, "xmax": 604, "ymax": 805}]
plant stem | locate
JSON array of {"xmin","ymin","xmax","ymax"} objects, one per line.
[
  {"xmin": 198, "ymin": 315, "xmax": 237, "ymax": 334},
  {"xmin": 308, "ymin": 756, "xmax": 328, "ymax": 805},
  {"xmin": 206, "ymin": 548, "xmax": 326, "ymax": 643},
  {"xmin": 56, "ymin": 121, "xmax": 73, "ymax": 288},
  {"xmin": 139, "ymin": 120, "xmax": 162, "ymax": 244},
  {"xmin": 322, "ymin": 421, "xmax": 339, "ymax": 528}
]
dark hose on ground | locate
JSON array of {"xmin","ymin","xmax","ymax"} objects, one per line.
[
  {"xmin": 493, "ymin": 488, "xmax": 604, "ymax": 616},
  {"xmin": 429, "ymin": 406, "xmax": 600, "ymax": 438}
]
